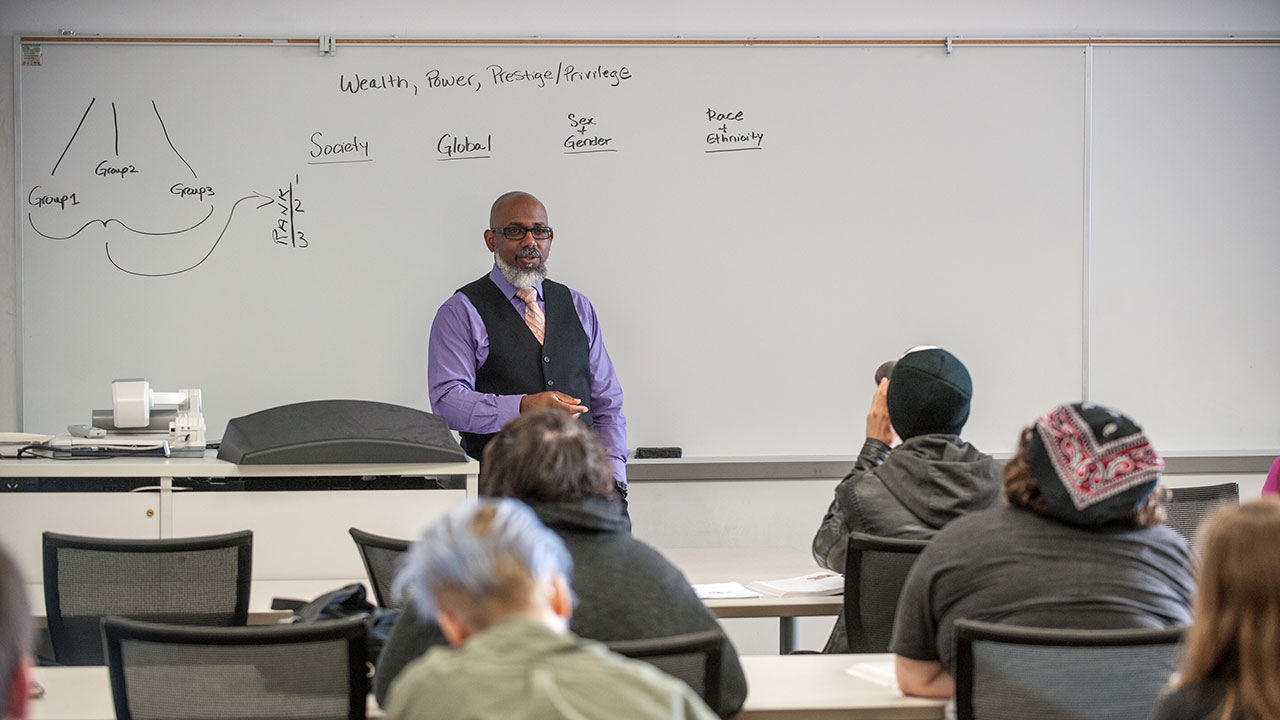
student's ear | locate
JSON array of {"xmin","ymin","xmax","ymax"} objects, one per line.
[
  {"xmin": 6, "ymin": 657, "xmax": 31, "ymax": 720},
  {"xmin": 549, "ymin": 573, "xmax": 573, "ymax": 622},
  {"xmin": 437, "ymin": 610, "xmax": 472, "ymax": 648}
]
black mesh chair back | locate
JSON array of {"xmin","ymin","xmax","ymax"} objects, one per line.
[
  {"xmin": 104, "ymin": 615, "xmax": 369, "ymax": 720},
  {"xmin": 1166, "ymin": 482, "xmax": 1240, "ymax": 554},
  {"xmin": 843, "ymin": 532, "xmax": 930, "ymax": 652},
  {"xmin": 348, "ymin": 527, "xmax": 411, "ymax": 609},
  {"xmin": 954, "ymin": 619, "xmax": 1184, "ymax": 720},
  {"xmin": 605, "ymin": 630, "xmax": 725, "ymax": 711},
  {"xmin": 43, "ymin": 530, "xmax": 253, "ymax": 666}
]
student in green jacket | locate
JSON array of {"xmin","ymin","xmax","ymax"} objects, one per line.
[{"xmin": 386, "ymin": 498, "xmax": 718, "ymax": 720}]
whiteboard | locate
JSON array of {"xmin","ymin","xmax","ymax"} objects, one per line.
[
  {"xmin": 18, "ymin": 40, "xmax": 1090, "ymax": 455},
  {"xmin": 1090, "ymin": 46, "xmax": 1280, "ymax": 452}
]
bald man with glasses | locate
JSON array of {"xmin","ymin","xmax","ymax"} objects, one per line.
[{"xmin": 427, "ymin": 191, "xmax": 629, "ymax": 504}]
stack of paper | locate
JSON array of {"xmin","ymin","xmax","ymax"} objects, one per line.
[
  {"xmin": 745, "ymin": 571, "xmax": 844, "ymax": 598},
  {"xmin": 0, "ymin": 432, "xmax": 53, "ymax": 457}
]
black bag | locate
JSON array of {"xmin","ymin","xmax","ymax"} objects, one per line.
[{"xmin": 283, "ymin": 583, "xmax": 399, "ymax": 663}]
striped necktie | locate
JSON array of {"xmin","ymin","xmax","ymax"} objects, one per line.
[{"xmin": 515, "ymin": 287, "xmax": 545, "ymax": 345}]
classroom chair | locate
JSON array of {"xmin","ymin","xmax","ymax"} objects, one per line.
[
  {"xmin": 606, "ymin": 629, "xmax": 726, "ymax": 711},
  {"xmin": 103, "ymin": 615, "xmax": 369, "ymax": 720},
  {"xmin": 953, "ymin": 619, "xmax": 1184, "ymax": 720},
  {"xmin": 43, "ymin": 530, "xmax": 252, "ymax": 665},
  {"xmin": 1165, "ymin": 482, "xmax": 1240, "ymax": 554},
  {"xmin": 348, "ymin": 527, "xmax": 411, "ymax": 609},
  {"xmin": 842, "ymin": 532, "xmax": 930, "ymax": 652}
]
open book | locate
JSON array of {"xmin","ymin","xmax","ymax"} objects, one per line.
[{"xmin": 745, "ymin": 571, "xmax": 843, "ymax": 598}]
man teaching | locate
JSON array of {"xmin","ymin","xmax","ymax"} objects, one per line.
[{"xmin": 427, "ymin": 191, "xmax": 628, "ymax": 495}]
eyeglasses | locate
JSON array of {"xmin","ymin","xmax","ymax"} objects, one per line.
[{"xmin": 492, "ymin": 225, "xmax": 553, "ymax": 241}]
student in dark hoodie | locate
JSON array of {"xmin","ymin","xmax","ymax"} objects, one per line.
[
  {"xmin": 375, "ymin": 410, "xmax": 747, "ymax": 718},
  {"xmin": 812, "ymin": 346, "xmax": 1002, "ymax": 652}
]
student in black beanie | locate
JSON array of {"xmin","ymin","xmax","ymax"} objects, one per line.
[{"xmin": 811, "ymin": 346, "xmax": 1002, "ymax": 652}]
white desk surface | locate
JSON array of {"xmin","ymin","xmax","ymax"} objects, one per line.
[
  {"xmin": 663, "ymin": 546, "xmax": 843, "ymax": 618},
  {"xmin": 0, "ymin": 451, "xmax": 478, "ymax": 478},
  {"xmin": 31, "ymin": 655, "xmax": 943, "ymax": 720},
  {"xmin": 28, "ymin": 546, "xmax": 840, "ymax": 624},
  {"xmin": 27, "ymin": 579, "xmax": 370, "ymax": 626},
  {"xmin": 28, "ymin": 665, "xmax": 385, "ymax": 720},
  {"xmin": 737, "ymin": 654, "xmax": 946, "ymax": 719}
]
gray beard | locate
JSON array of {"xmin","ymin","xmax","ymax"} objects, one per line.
[{"xmin": 494, "ymin": 252, "xmax": 548, "ymax": 289}]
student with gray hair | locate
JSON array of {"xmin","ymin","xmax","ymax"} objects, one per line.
[
  {"xmin": 384, "ymin": 499, "xmax": 718, "ymax": 720},
  {"xmin": 376, "ymin": 410, "xmax": 747, "ymax": 717},
  {"xmin": 0, "ymin": 544, "xmax": 32, "ymax": 720}
]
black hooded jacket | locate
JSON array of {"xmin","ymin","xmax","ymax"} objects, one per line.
[
  {"xmin": 811, "ymin": 434, "xmax": 1002, "ymax": 652},
  {"xmin": 375, "ymin": 496, "xmax": 748, "ymax": 718}
]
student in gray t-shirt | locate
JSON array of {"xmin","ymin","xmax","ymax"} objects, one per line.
[{"xmin": 890, "ymin": 403, "xmax": 1194, "ymax": 699}]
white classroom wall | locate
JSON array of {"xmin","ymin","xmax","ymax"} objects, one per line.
[{"xmin": 2, "ymin": 0, "xmax": 1279, "ymax": 656}]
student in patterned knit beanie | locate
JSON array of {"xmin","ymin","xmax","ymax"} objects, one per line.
[{"xmin": 890, "ymin": 402, "xmax": 1193, "ymax": 702}]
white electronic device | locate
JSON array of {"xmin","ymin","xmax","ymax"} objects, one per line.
[
  {"xmin": 109, "ymin": 378, "xmax": 206, "ymax": 452},
  {"xmin": 67, "ymin": 424, "xmax": 106, "ymax": 439}
]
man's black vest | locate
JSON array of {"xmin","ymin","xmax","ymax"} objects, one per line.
[{"xmin": 457, "ymin": 274, "xmax": 593, "ymax": 460}]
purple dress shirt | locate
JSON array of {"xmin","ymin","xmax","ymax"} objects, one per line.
[{"xmin": 428, "ymin": 265, "xmax": 628, "ymax": 485}]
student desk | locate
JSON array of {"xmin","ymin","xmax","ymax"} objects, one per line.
[
  {"xmin": 662, "ymin": 546, "xmax": 843, "ymax": 654},
  {"xmin": 29, "ymin": 547, "xmax": 840, "ymax": 653},
  {"xmin": 25, "ymin": 579, "xmax": 373, "ymax": 627},
  {"xmin": 30, "ymin": 654, "xmax": 944, "ymax": 720},
  {"xmin": 27, "ymin": 665, "xmax": 384, "ymax": 720},
  {"xmin": 736, "ymin": 654, "xmax": 945, "ymax": 719}
]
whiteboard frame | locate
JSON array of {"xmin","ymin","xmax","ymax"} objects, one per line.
[{"xmin": 12, "ymin": 35, "xmax": 1280, "ymax": 460}]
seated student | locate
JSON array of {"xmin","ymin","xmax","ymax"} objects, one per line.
[
  {"xmin": 376, "ymin": 410, "xmax": 747, "ymax": 718},
  {"xmin": 1150, "ymin": 498, "xmax": 1280, "ymax": 720},
  {"xmin": 386, "ymin": 499, "xmax": 719, "ymax": 720},
  {"xmin": 891, "ymin": 403, "xmax": 1194, "ymax": 698},
  {"xmin": 812, "ymin": 346, "xmax": 1002, "ymax": 652},
  {"xmin": 0, "ymin": 544, "xmax": 32, "ymax": 720}
]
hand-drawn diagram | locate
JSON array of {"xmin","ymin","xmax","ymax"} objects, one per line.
[
  {"xmin": 24, "ymin": 60, "xmax": 640, "ymax": 277},
  {"xmin": 26, "ymin": 97, "xmax": 283, "ymax": 277}
]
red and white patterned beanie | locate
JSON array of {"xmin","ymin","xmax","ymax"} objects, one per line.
[{"xmin": 1026, "ymin": 403, "xmax": 1164, "ymax": 527}]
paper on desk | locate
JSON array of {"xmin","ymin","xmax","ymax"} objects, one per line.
[
  {"xmin": 746, "ymin": 571, "xmax": 844, "ymax": 597},
  {"xmin": 693, "ymin": 582, "xmax": 762, "ymax": 600},
  {"xmin": 846, "ymin": 661, "xmax": 901, "ymax": 691},
  {"xmin": 0, "ymin": 432, "xmax": 53, "ymax": 457}
]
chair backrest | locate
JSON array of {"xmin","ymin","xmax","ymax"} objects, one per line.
[
  {"xmin": 954, "ymin": 619, "xmax": 1184, "ymax": 720},
  {"xmin": 605, "ymin": 630, "xmax": 725, "ymax": 711},
  {"xmin": 1165, "ymin": 482, "xmax": 1240, "ymax": 554},
  {"xmin": 348, "ymin": 527, "xmax": 411, "ymax": 609},
  {"xmin": 104, "ymin": 615, "xmax": 369, "ymax": 720},
  {"xmin": 843, "ymin": 532, "xmax": 930, "ymax": 652},
  {"xmin": 43, "ymin": 530, "xmax": 253, "ymax": 665}
]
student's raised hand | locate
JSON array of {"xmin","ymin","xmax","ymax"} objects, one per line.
[
  {"xmin": 520, "ymin": 391, "xmax": 588, "ymax": 418},
  {"xmin": 866, "ymin": 377, "xmax": 894, "ymax": 445}
]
